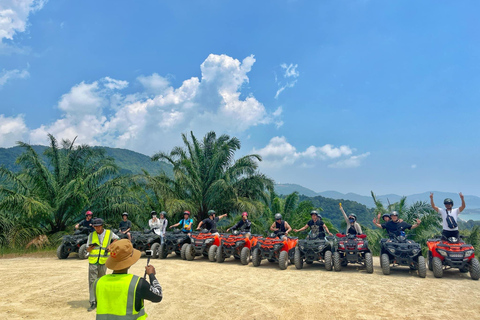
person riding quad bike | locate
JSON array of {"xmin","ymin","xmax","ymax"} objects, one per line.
[
  {"xmin": 227, "ymin": 212, "xmax": 252, "ymax": 235},
  {"xmin": 197, "ymin": 210, "xmax": 228, "ymax": 235},
  {"xmin": 169, "ymin": 211, "xmax": 193, "ymax": 236},
  {"xmin": 293, "ymin": 211, "xmax": 334, "ymax": 270},
  {"xmin": 339, "ymin": 203, "xmax": 362, "ymax": 235},
  {"xmin": 270, "ymin": 213, "xmax": 292, "ymax": 240},
  {"xmin": 75, "ymin": 210, "xmax": 95, "ymax": 233},
  {"xmin": 118, "ymin": 212, "xmax": 132, "ymax": 241},
  {"xmin": 430, "ymin": 192, "xmax": 466, "ymax": 239}
]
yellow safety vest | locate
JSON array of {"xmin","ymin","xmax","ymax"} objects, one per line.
[
  {"xmin": 88, "ymin": 229, "xmax": 112, "ymax": 265},
  {"xmin": 94, "ymin": 274, "xmax": 147, "ymax": 320}
]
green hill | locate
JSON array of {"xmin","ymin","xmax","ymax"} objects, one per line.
[{"xmin": 0, "ymin": 145, "xmax": 173, "ymax": 177}]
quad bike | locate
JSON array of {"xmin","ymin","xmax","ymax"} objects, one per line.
[
  {"xmin": 216, "ymin": 230, "xmax": 259, "ymax": 265},
  {"xmin": 333, "ymin": 233, "xmax": 373, "ymax": 273},
  {"xmin": 185, "ymin": 230, "xmax": 221, "ymax": 262},
  {"xmin": 380, "ymin": 232, "xmax": 426, "ymax": 278},
  {"xmin": 294, "ymin": 232, "xmax": 334, "ymax": 271},
  {"xmin": 56, "ymin": 227, "xmax": 90, "ymax": 259},
  {"xmin": 158, "ymin": 229, "xmax": 191, "ymax": 260},
  {"xmin": 252, "ymin": 232, "xmax": 298, "ymax": 270},
  {"xmin": 427, "ymin": 235, "xmax": 480, "ymax": 280},
  {"xmin": 130, "ymin": 229, "xmax": 161, "ymax": 259}
]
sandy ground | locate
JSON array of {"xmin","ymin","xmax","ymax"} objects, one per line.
[{"xmin": 1, "ymin": 252, "xmax": 480, "ymax": 320}]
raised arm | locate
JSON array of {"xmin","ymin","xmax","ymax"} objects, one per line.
[
  {"xmin": 169, "ymin": 222, "xmax": 180, "ymax": 229},
  {"xmin": 459, "ymin": 192, "xmax": 466, "ymax": 213},
  {"xmin": 339, "ymin": 203, "xmax": 349, "ymax": 224},
  {"xmin": 219, "ymin": 213, "xmax": 228, "ymax": 219},
  {"xmin": 372, "ymin": 217, "xmax": 382, "ymax": 228},
  {"xmin": 411, "ymin": 218, "xmax": 421, "ymax": 230},
  {"xmin": 430, "ymin": 192, "xmax": 439, "ymax": 212}
]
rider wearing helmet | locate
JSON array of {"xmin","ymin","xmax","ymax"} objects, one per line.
[
  {"xmin": 119, "ymin": 212, "xmax": 132, "ymax": 241},
  {"xmin": 269, "ymin": 213, "xmax": 293, "ymax": 240},
  {"xmin": 227, "ymin": 212, "xmax": 252, "ymax": 234},
  {"xmin": 339, "ymin": 203, "xmax": 362, "ymax": 235},
  {"xmin": 169, "ymin": 211, "xmax": 194, "ymax": 235},
  {"xmin": 294, "ymin": 210, "xmax": 332, "ymax": 238},
  {"xmin": 197, "ymin": 210, "xmax": 228, "ymax": 235},
  {"xmin": 430, "ymin": 192, "xmax": 466, "ymax": 238},
  {"xmin": 372, "ymin": 210, "xmax": 421, "ymax": 238},
  {"xmin": 149, "ymin": 211, "xmax": 168, "ymax": 244},
  {"xmin": 75, "ymin": 210, "xmax": 95, "ymax": 233}
]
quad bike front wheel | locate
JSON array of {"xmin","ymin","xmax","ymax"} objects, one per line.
[
  {"xmin": 185, "ymin": 244, "xmax": 196, "ymax": 261},
  {"xmin": 240, "ymin": 247, "xmax": 250, "ymax": 265},
  {"xmin": 417, "ymin": 256, "xmax": 426, "ymax": 278},
  {"xmin": 294, "ymin": 247, "xmax": 303, "ymax": 270},
  {"xmin": 208, "ymin": 245, "xmax": 218, "ymax": 262},
  {"xmin": 252, "ymin": 248, "xmax": 261, "ymax": 267},
  {"xmin": 159, "ymin": 243, "xmax": 167, "ymax": 259},
  {"xmin": 56, "ymin": 244, "xmax": 69, "ymax": 259},
  {"xmin": 78, "ymin": 244, "xmax": 89, "ymax": 260},
  {"xmin": 470, "ymin": 258, "xmax": 480, "ymax": 280},
  {"xmin": 432, "ymin": 256, "xmax": 443, "ymax": 278},
  {"xmin": 150, "ymin": 243, "xmax": 160, "ymax": 259},
  {"xmin": 180, "ymin": 243, "xmax": 189, "ymax": 260},
  {"xmin": 279, "ymin": 251, "xmax": 288, "ymax": 270},
  {"xmin": 324, "ymin": 250, "xmax": 333, "ymax": 271},
  {"xmin": 333, "ymin": 251, "xmax": 342, "ymax": 272},
  {"xmin": 216, "ymin": 245, "xmax": 225, "ymax": 263},
  {"xmin": 365, "ymin": 252, "xmax": 373, "ymax": 274},
  {"xmin": 381, "ymin": 254, "xmax": 390, "ymax": 275}
]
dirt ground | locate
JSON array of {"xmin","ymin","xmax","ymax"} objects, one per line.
[{"xmin": 1, "ymin": 252, "xmax": 479, "ymax": 320}]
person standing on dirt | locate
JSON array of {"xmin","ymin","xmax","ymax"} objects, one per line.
[
  {"xmin": 86, "ymin": 218, "xmax": 119, "ymax": 312},
  {"xmin": 197, "ymin": 210, "xmax": 228, "ymax": 235},
  {"xmin": 149, "ymin": 211, "xmax": 168, "ymax": 244},
  {"xmin": 169, "ymin": 211, "xmax": 194, "ymax": 235},
  {"xmin": 339, "ymin": 203, "xmax": 362, "ymax": 235},
  {"xmin": 93, "ymin": 239, "xmax": 162, "ymax": 319},
  {"xmin": 119, "ymin": 212, "xmax": 132, "ymax": 241},
  {"xmin": 293, "ymin": 211, "xmax": 332, "ymax": 238},
  {"xmin": 270, "ymin": 213, "xmax": 293, "ymax": 240},
  {"xmin": 75, "ymin": 211, "xmax": 94, "ymax": 233},
  {"xmin": 372, "ymin": 211, "xmax": 421, "ymax": 238},
  {"xmin": 430, "ymin": 192, "xmax": 465, "ymax": 239},
  {"xmin": 227, "ymin": 212, "xmax": 252, "ymax": 235}
]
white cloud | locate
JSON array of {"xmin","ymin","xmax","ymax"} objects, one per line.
[
  {"xmin": 411, "ymin": 164, "xmax": 417, "ymax": 169},
  {"xmin": 328, "ymin": 152, "xmax": 371, "ymax": 168},
  {"xmin": 23, "ymin": 54, "xmax": 281, "ymax": 153},
  {"xmin": 254, "ymin": 136, "xmax": 363, "ymax": 168},
  {"xmin": 0, "ymin": 114, "xmax": 28, "ymax": 147},
  {"xmin": 0, "ymin": 0, "xmax": 46, "ymax": 43},
  {"xmin": 275, "ymin": 63, "xmax": 299, "ymax": 99},
  {"xmin": 0, "ymin": 68, "xmax": 29, "ymax": 86}
]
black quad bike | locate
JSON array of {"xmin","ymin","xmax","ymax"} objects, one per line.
[
  {"xmin": 130, "ymin": 230, "xmax": 161, "ymax": 259},
  {"xmin": 294, "ymin": 232, "xmax": 334, "ymax": 271},
  {"xmin": 380, "ymin": 232, "xmax": 426, "ymax": 278},
  {"xmin": 333, "ymin": 233, "xmax": 373, "ymax": 273},
  {"xmin": 56, "ymin": 227, "xmax": 90, "ymax": 259},
  {"xmin": 158, "ymin": 229, "xmax": 191, "ymax": 260}
]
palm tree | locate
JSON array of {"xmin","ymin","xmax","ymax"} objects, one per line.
[
  {"xmin": 0, "ymin": 134, "xmax": 138, "ymax": 234},
  {"xmin": 151, "ymin": 131, "xmax": 274, "ymax": 221}
]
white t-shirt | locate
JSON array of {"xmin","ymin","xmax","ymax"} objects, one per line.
[{"xmin": 438, "ymin": 208, "xmax": 460, "ymax": 231}]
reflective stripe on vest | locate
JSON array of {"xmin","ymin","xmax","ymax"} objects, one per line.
[
  {"xmin": 88, "ymin": 229, "xmax": 112, "ymax": 265},
  {"xmin": 95, "ymin": 274, "xmax": 146, "ymax": 320}
]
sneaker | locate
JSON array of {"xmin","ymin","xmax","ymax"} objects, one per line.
[{"xmin": 87, "ymin": 301, "xmax": 96, "ymax": 312}]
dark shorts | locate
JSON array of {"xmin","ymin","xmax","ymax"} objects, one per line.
[{"xmin": 442, "ymin": 229, "xmax": 459, "ymax": 239}]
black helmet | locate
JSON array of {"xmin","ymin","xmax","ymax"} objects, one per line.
[
  {"xmin": 274, "ymin": 213, "xmax": 282, "ymax": 220},
  {"xmin": 382, "ymin": 213, "xmax": 390, "ymax": 220},
  {"xmin": 348, "ymin": 213, "xmax": 357, "ymax": 221},
  {"xmin": 444, "ymin": 198, "xmax": 454, "ymax": 205},
  {"xmin": 390, "ymin": 211, "xmax": 399, "ymax": 217},
  {"xmin": 92, "ymin": 218, "xmax": 104, "ymax": 226},
  {"xmin": 150, "ymin": 211, "xmax": 157, "ymax": 216},
  {"xmin": 122, "ymin": 212, "xmax": 128, "ymax": 216},
  {"xmin": 208, "ymin": 210, "xmax": 216, "ymax": 216}
]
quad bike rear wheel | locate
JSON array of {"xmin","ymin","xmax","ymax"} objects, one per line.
[
  {"xmin": 333, "ymin": 251, "xmax": 341, "ymax": 272},
  {"xmin": 240, "ymin": 247, "xmax": 250, "ymax": 265},
  {"xmin": 365, "ymin": 252, "xmax": 373, "ymax": 274},
  {"xmin": 252, "ymin": 248, "xmax": 261, "ymax": 267},
  {"xmin": 381, "ymin": 254, "xmax": 390, "ymax": 275},
  {"xmin": 279, "ymin": 251, "xmax": 288, "ymax": 270},
  {"xmin": 428, "ymin": 251, "xmax": 433, "ymax": 271},
  {"xmin": 208, "ymin": 245, "xmax": 218, "ymax": 262},
  {"xmin": 417, "ymin": 256, "xmax": 426, "ymax": 278},
  {"xmin": 432, "ymin": 256, "xmax": 443, "ymax": 278},
  {"xmin": 185, "ymin": 244, "xmax": 195, "ymax": 261},
  {"xmin": 324, "ymin": 250, "xmax": 333, "ymax": 271},
  {"xmin": 294, "ymin": 247, "xmax": 303, "ymax": 270},
  {"xmin": 159, "ymin": 243, "xmax": 167, "ymax": 259},
  {"xmin": 150, "ymin": 243, "xmax": 160, "ymax": 259},
  {"xmin": 78, "ymin": 244, "xmax": 89, "ymax": 260},
  {"xmin": 216, "ymin": 245, "xmax": 225, "ymax": 263},
  {"xmin": 470, "ymin": 258, "xmax": 480, "ymax": 280},
  {"xmin": 56, "ymin": 244, "xmax": 69, "ymax": 259},
  {"xmin": 180, "ymin": 243, "xmax": 189, "ymax": 260}
]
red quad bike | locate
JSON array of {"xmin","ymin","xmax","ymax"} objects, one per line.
[
  {"xmin": 333, "ymin": 233, "xmax": 373, "ymax": 273},
  {"xmin": 185, "ymin": 230, "xmax": 221, "ymax": 262},
  {"xmin": 216, "ymin": 231, "xmax": 259, "ymax": 265},
  {"xmin": 427, "ymin": 235, "xmax": 480, "ymax": 280},
  {"xmin": 252, "ymin": 232, "xmax": 298, "ymax": 270}
]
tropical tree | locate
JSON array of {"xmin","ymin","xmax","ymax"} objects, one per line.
[
  {"xmin": 0, "ymin": 134, "xmax": 139, "ymax": 234},
  {"xmin": 151, "ymin": 131, "xmax": 274, "ymax": 221}
]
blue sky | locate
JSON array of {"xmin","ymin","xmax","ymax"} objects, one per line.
[{"xmin": 1, "ymin": 1, "xmax": 479, "ymax": 197}]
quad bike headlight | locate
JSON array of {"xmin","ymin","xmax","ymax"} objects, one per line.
[
  {"xmin": 235, "ymin": 240, "xmax": 246, "ymax": 248},
  {"xmin": 464, "ymin": 250, "xmax": 474, "ymax": 258},
  {"xmin": 273, "ymin": 243, "xmax": 283, "ymax": 251},
  {"xmin": 205, "ymin": 239, "xmax": 214, "ymax": 244},
  {"xmin": 318, "ymin": 244, "xmax": 325, "ymax": 251},
  {"xmin": 299, "ymin": 244, "xmax": 305, "ymax": 250},
  {"xmin": 411, "ymin": 248, "xmax": 420, "ymax": 256},
  {"xmin": 436, "ymin": 249, "xmax": 448, "ymax": 257},
  {"xmin": 387, "ymin": 247, "xmax": 396, "ymax": 254}
]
